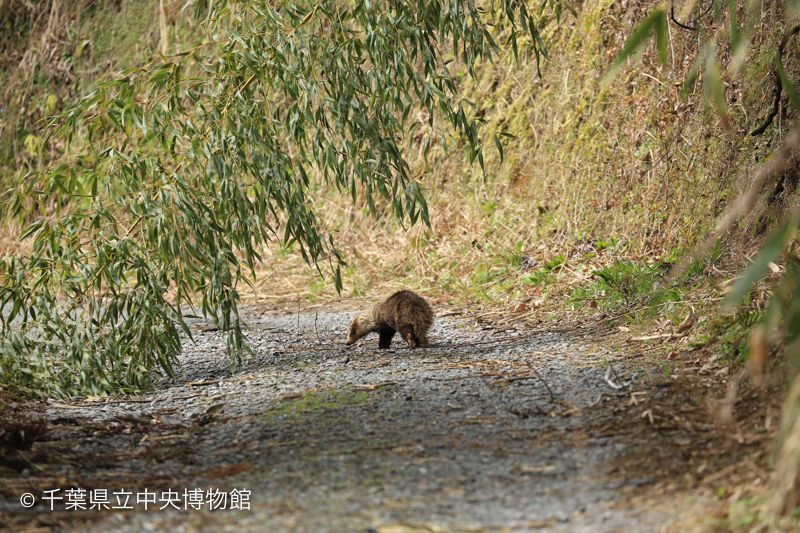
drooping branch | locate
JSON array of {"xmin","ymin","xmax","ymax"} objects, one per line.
[
  {"xmin": 0, "ymin": 0, "xmax": 556, "ymax": 397},
  {"xmin": 669, "ymin": 0, "xmax": 714, "ymax": 32}
]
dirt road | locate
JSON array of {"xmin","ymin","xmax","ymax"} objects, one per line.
[{"xmin": 1, "ymin": 305, "xmax": 703, "ymax": 532}]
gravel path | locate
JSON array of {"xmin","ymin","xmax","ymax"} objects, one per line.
[{"xmin": 2, "ymin": 304, "xmax": 680, "ymax": 532}]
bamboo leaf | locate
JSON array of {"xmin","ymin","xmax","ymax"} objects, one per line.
[
  {"xmin": 726, "ymin": 212, "xmax": 800, "ymax": 307},
  {"xmin": 603, "ymin": 9, "xmax": 666, "ymax": 85},
  {"xmin": 494, "ymin": 133, "xmax": 504, "ymax": 163},
  {"xmin": 705, "ymin": 58, "xmax": 730, "ymax": 125}
]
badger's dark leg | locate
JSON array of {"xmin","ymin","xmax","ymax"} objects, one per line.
[
  {"xmin": 417, "ymin": 332, "xmax": 429, "ymax": 348},
  {"xmin": 411, "ymin": 324, "xmax": 429, "ymax": 348},
  {"xmin": 398, "ymin": 326, "xmax": 416, "ymax": 348},
  {"xmin": 378, "ymin": 326, "xmax": 396, "ymax": 348}
]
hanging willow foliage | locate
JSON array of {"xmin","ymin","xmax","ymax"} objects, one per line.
[{"xmin": 0, "ymin": 0, "xmax": 562, "ymax": 396}]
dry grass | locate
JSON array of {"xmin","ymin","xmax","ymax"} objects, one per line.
[
  {"xmin": 2, "ymin": 0, "xmax": 794, "ymax": 316},
  {"xmin": 235, "ymin": 0, "xmax": 796, "ymax": 322}
]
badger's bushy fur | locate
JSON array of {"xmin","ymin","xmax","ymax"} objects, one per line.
[{"xmin": 346, "ymin": 290, "xmax": 433, "ymax": 349}]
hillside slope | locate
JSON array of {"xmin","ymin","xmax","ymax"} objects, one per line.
[{"xmin": 0, "ymin": 0, "xmax": 793, "ymax": 300}]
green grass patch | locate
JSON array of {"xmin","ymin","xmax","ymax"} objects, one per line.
[
  {"xmin": 571, "ymin": 260, "xmax": 663, "ymax": 310},
  {"xmin": 272, "ymin": 388, "xmax": 371, "ymax": 419}
]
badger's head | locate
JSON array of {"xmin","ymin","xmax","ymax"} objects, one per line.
[{"xmin": 346, "ymin": 315, "xmax": 373, "ymax": 345}]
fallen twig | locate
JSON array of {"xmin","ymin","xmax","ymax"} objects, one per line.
[
  {"xmin": 628, "ymin": 333, "xmax": 678, "ymax": 342},
  {"xmin": 278, "ymin": 392, "xmax": 304, "ymax": 401},
  {"xmin": 139, "ymin": 434, "xmax": 191, "ymax": 444},
  {"xmin": 353, "ymin": 382, "xmax": 397, "ymax": 390},
  {"xmin": 603, "ymin": 363, "xmax": 630, "ymax": 390},
  {"xmin": 494, "ymin": 374, "xmax": 538, "ymax": 384},
  {"xmin": 185, "ymin": 372, "xmax": 279, "ymax": 388},
  {"xmin": 587, "ymin": 391, "xmax": 630, "ymax": 407},
  {"xmin": 47, "ymin": 403, "xmax": 128, "ymax": 414},
  {"xmin": 423, "ymin": 373, "xmax": 503, "ymax": 381},
  {"xmin": 172, "ymin": 394, "xmax": 205, "ymax": 401},
  {"xmin": 314, "ymin": 311, "xmax": 323, "ymax": 345},
  {"xmin": 507, "ymin": 404, "xmax": 548, "ymax": 418},
  {"xmin": 83, "ymin": 398, "xmax": 154, "ymax": 405},
  {"xmin": 531, "ymin": 368, "xmax": 555, "ymax": 402},
  {"xmin": 751, "ymin": 26, "xmax": 800, "ymax": 136},
  {"xmin": 185, "ymin": 380, "xmax": 222, "ymax": 387}
]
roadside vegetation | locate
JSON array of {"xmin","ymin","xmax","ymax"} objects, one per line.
[{"xmin": 3, "ymin": 0, "xmax": 800, "ymax": 528}]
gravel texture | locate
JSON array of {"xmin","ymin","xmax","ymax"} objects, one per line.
[{"xmin": 1, "ymin": 303, "xmax": 679, "ymax": 532}]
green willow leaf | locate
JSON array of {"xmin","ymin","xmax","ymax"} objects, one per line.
[
  {"xmin": 603, "ymin": 8, "xmax": 667, "ymax": 86},
  {"xmin": 0, "ymin": 0, "xmax": 558, "ymax": 397},
  {"xmin": 494, "ymin": 133, "xmax": 504, "ymax": 163},
  {"xmin": 705, "ymin": 59, "xmax": 729, "ymax": 124},
  {"xmin": 726, "ymin": 211, "xmax": 800, "ymax": 307},
  {"xmin": 728, "ymin": 0, "xmax": 741, "ymax": 53},
  {"xmin": 683, "ymin": 41, "xmax": 715, "ymax": 98}
]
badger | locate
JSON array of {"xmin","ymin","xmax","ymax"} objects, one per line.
[{"xmin": 346, "ymin": 290, "xmax": 433, "ymax": 349}]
